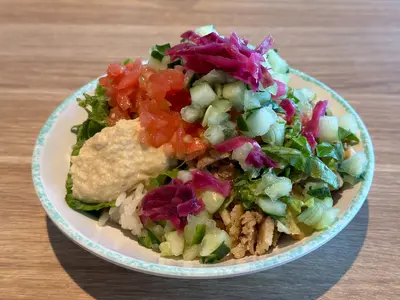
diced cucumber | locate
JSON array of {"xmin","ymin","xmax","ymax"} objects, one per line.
[
  {"xmin": 204, "ymin": 125, "xmax": 225, "ymax": 144},
  {"xmin": 267, "ymin": 49, "xmax": 289, "ymax": 74},
  {"xmin": 292, "ymin": 88, "xmax": 315, "ymax": 115},
  {"xmin": 244, "ymin": 90, "xmax": 261, "ymax": 111},
  {"xmin": 270, "ymin": 71, "xmax": 290, "ymax": 85},
  {"xmin": 246, "ymin": 106, "xmax": 277, "ymax": 137},
  {"xmin": 201, "ymin": 242, "xmax": 231, "ymax": 264},
  {"xmin": 319, "ymin": 116, "xmax": 339, "ymax": 142},
  {"xmin": 266, "ymin": 81, "xmax": 278, "ymax": 96},
  {"xmin": 222, "ymin": 81, "xmax": 246, "ymax": 111},
  {"xmin": 148, "ymin": 56, "xmax": 163, "ymax": 70},
  {"xmin": 190, "ymin": 82, "xmax": 217, "ymax": 108},
  {"xmin": 181, "ymin": 105, "xmax": 203, "ymax": 123},
  {"xmin": 339, "ymin": 114, "xmax": 358, "ymax": 134},
  {"xmin": 207, "ymin": 110, "xmax": 229, "ymax": 126},
  {"xmin": 164, "ymin": 231, "xmax": 184, "ymax": 256},
  {"xmin": 319, "ymin": 197, "xmax": 333, "ymax": 209},
  {"xmin": 221, "ymin": 120, "xmax": 237, "ymax": 138},
  {"xmin": 297, "ymin": 203, "xmax": 324, "ymax": 226},
  {"xmin": 183, "ymin": 212, "xmax": 210, "ymax": 246},
  {"xmin": 163, "ymin": 220, "xmax": 174, "ymax": 233},
  {"xmin": 256, "ymin": 172, "xmax": 292, "ymax": 201},
  {"xmin": 200, "ymin": 228, "xmax": 231, "ymax": 257},
  {"xmin": 215, "ymin": 84, "xmax": 223, "ymax": 97},
  {"xmin": 232, "ymin": 142, "xmax": 254, "ymax": 170},
  {"xmin": 340, "ymin": 152, "xmax": 367, "ymax": 178},
  {"xmin": 159, "ymin": 242, "xmax": 173, "ymax": 257},
  {"xmin": 137, "ymin": 228, "xmax": 161, "ymax": 249},
  {"xmin": 292, "ymin": 88, "xmax": 316, "ymax": 103},
  {"xmin": 194, "ymin": 69, "xmax": 229, "ymax": 87},
  {"xmin": 254, "ymin": 91, "xmax": 272, "ymax": 105},
  {"xmin": 256, "ymin": 198, "xmax": 287, "ymax": 217},
  {"xmin": 195, "ymin": 25, "xmax": 217, "ymax": 36},
  {"xmin": 201, "ymin": 190, "xmax": 226, "ymax": 214},
  {"xmin": 202, "ymin": 105, "xmax": 214, "ymax": 127},
  {"xmin": 183, "ymin": 244, "xmax": 201, "ymax": 261},
  {"xmin": 261, "ymin": 117, "xmax": 286, "ymax": 146},
  {"xmin": 210, "ymin": 99, "xmax": 233, "ymax": 112},
  {"xmin": 315, "ymin": 208, "xmax": 339, "ymax": 230},
  {"xmin": 177, "ymin": 170, "xmax": 193, "ymax": 183}
]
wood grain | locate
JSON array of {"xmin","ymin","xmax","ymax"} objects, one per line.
[{"xmin": 0, "ymin": 0, "xmax": 399, "ymax": 299}]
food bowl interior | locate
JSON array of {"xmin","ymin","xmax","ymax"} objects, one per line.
[{"xmin": 35, "ymin": 71, "xmax": 371, "ymax": 275}]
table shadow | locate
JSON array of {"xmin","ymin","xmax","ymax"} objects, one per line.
[{"xmin": 47, "ymin": 201, "xmax": 369, "ymax": 300}]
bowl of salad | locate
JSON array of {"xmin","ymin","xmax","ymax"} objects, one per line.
[{"xmin": 32, "ymin": 25, "xmax": 374, "ymax": 278}]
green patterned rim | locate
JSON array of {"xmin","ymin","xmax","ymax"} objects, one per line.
[{"xmin": 32, "ymin": 69, "xmax": 374, "ymax": 278}]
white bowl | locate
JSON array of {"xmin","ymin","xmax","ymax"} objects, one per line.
[{"xmin": 32, "ymin": 69, "xmax": 374, "ymax": 278}]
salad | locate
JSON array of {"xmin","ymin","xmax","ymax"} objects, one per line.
[{"xmin": 66, "ymin": 25, "xmax": 368, "ymax": 263}]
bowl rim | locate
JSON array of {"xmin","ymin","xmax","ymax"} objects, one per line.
[{"xmin": 32, "ymin": 68, "xmax": 374, "ymax": 278}]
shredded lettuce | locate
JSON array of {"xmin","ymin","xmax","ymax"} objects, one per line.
[
  {"xmin": 338, "ymin": 127, "xmax": 360, "ymax": 145},
  {"xmin": 65, "ymin": 84, "xmax": 113, "ymax": 211},
  {"xmin": 149, "ymin": 169, "xmax": 180, "ymax": 189}
]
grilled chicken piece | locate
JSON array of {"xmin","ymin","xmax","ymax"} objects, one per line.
[
  {"xmin": 255, "ymin": 217, "xmax": 276, "ymax": 255},
  {"xmin": 228, "ymin": 204, "xmax": 244, "ymax": 244}
]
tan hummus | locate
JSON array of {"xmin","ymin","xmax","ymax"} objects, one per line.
[{"xmin": 70, "ymin": 119, "xmax": 171, "ymax": 203}]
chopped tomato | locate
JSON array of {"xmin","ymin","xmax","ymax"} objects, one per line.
[
  {"xmin": 107, "ymin": 63, "xmax": 124, "ymax": 78},
  {"xmin": 102, "ymin": 61, "xmax": 209, "ymax": 159},
  {"xmin": 165, "ymin": 89, "xmax": 191, "ymax": 112}
]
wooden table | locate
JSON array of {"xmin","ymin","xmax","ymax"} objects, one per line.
[{"xmin": 1, "ymin": 0, "xmax": 399, "ymax": 299}]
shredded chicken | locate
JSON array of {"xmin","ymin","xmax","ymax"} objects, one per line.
[
  {"xmin": 272, "ymin": 226, "xmax": 281, "ymax": 247},
  {"xmin": 231, "ymin": 211, "xmax": 263, "ymax": 258},
  {"xmin": 196, "ymin": 150, "xmax": 230, "ymax": 169},
  {"xmin": 220, "ymin": 209, "xmax": 231, "ymax": 228},
  {"xmin": 211, "ymin": 163, "xmax": 237, "ymax": 181},
  {"xmin": 255, "ymin": 217, "xmax": 275, "ymax": 255},
  {"xmin": 228, "ymin": 204, "xmax": 244, "ymax": 244}
]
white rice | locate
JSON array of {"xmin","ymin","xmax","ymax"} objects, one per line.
[
  {"xmin": 101, "ymin": 183, "xmax": 146, "ymax": 236},
  {"xmin": 97, "ymin": 210, "xmax": 110, "ymax": 227}
]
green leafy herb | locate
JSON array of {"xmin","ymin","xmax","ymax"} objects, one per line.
[
  {"xmin": 305, "ymin": 157, "xmax": 339, "ymax": 189},
  {"xmin": 65, "ymin": 84, "xmax": 112, "ymax": 211},
  {"xmin": 289, "ymin": 136, "xmax": 313, "ymax": 156},
  {"xmin": 76, "ymin": 84, "xmax": 110, "ymax": 127},
  {"xmin": 338, "ymin": 127, "xmax": 360, "ymax": 145},
  {"xmin": 316, "ymin": 142, "xmax": 338, "ymax": 160},
  {"xmin": 262, "ymin": 145, "xmax": 307, "ymax": 171},
  {"xmin": 149, "ymin": 169, "xmax": 179, "ymax": 189},
  {"xmin": 285, "ymin": 118, "xmax": 302, "ymax": 139},
  {"xmin": 307, "ymin": 186, "xmax": 331, "ymax": 199}
]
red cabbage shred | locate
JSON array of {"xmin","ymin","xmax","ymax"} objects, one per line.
[{"xmin": 167, "ymin": 30, "xmax": 275, "ymax": 91}]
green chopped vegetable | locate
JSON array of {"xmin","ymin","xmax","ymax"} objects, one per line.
[
  {"xmin": 338, "ymin": 127, "xmax": 360, "ymax": 145},
  {"xmin": 305, "ymin": 157, "xmax": 340, "ymax": 189},
  {"xmin": 262, "ymin": 145, "xmax": 307, "ymax": 171},
  {"xmin": 65, "ymin": 174, "xmax": 115, "ymax": 211},
  {"xmin": 138, "ymin": 228, "xmax": 161, "ymax": 249},
  {"xmin": 148, "ymin": 169, "xmax": 179, "ymax": 189}
]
